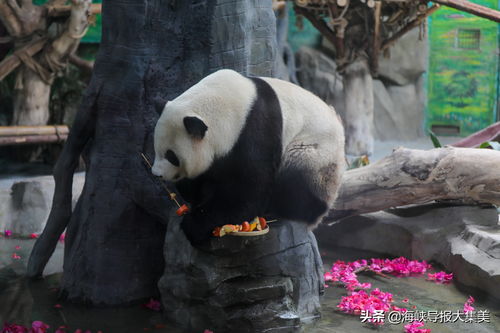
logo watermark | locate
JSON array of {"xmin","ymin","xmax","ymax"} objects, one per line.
[{"xmin": 360, "ymin": 310, "xmax": 491, "ymax": 324}]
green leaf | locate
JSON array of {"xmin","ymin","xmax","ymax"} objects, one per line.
[
  {"xmin": 347, "ymin": 155, "xmax": 370, "ymax": 170},
  {"xmin": 429, "ymin": 131, "xmax": 442, "ymax": 148},
  {"xmin": 479, "ymin": 141, "xmax": 500, "ymax": 150}
]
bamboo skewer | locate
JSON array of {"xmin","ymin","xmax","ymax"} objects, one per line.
[{"xmin": 140, "ymin": 153, "xmax": 183, "ymax": 209}]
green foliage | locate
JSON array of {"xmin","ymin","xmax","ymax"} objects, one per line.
[
  {"xmin": 479, "ymin": 141, "xmax": 500, "ymax": 150},
  {"xmin": 347, "ymin": 155, "xmax": 370, "ymax": 170},
  {"xmin": 429, "ymin": 130, "xmax": 442, "ymax": 148}
]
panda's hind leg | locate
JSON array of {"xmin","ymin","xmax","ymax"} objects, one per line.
[{"xmin": 270, "ymin": 137, "xmax": 342, "ymax": 227}]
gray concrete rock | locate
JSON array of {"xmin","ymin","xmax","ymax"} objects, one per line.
[
  {"xmin": 160, "ymin": 211, "xmax": 324, "ymax": 333},
  {"xmin": 373, "ymin": 79, "xmax": 425, "ymax": 141},
  {"xmin": 0, "ymin": 173, "xmax": 84, "ymax": 234},
  {"xmin": 210, "ymin": 0, "xmax": 277, "ymax": 77},
  {"xmin": 295, "ymin": 46, "xmax": 345, "ymax": 117},
  {"xmin": 378, "ymin": 28, "xmax": 428, "ymax": 86},
  {"xmin": 315, "ymin": 204, "xmax": 500, "ymax": 299}
]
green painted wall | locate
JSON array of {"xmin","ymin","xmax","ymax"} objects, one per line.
[
  {"xmin": 33, "ymin": 0, "xmax": 101, "ymax": 43},
  {"xmin": 427, "ymin": 1, "xmax": 499, "ymax": 136},
  {"xmin": 287, "ymin": 4, "xmax": 322, "ymax": 52}
]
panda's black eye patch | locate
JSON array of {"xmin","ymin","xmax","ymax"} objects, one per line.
[{"xmin": 165, "ymin": 149, "xmax": 180, "ymax": 167}]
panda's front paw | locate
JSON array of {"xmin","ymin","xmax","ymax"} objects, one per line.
[{"xmin": 180, "ymin": 218, "xmax": 211, "ymax": 247}]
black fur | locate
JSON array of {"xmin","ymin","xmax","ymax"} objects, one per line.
[
  {"xmin": 179, "ymin": 77, "xmax": 283, "ymax": 245},
  {"xmin": 270, "ymin": 167, "xmax": 328, "ymax": 223},
  {"xmin": 183, "ymin": 116, "xmax": 208, "ymax": 139}
]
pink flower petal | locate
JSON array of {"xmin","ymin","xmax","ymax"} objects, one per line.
[
  {"xmin": 30, "ymin": 233, "xmax": 38, "ymax": 239},
  {"xmin": 15, "ymin": 245, "xmax": 21, "ymax": 250},
  {"xmin": 143, "ymin": 298, "xmax": 161, "ymax": 311},
  {"xmin": 4, "ymin": 230, "xmax": 12, "ymax": 237},
  {"xmin": 1, "ymin": 322, "xmax": 27, "ymax": 333},
  {"xmin": 11, "ymin": 253, "xmax": 21, "ymax": 260},
  {"xmin": 427, "ymin": 271, "xmax": 453, "ymax": 284},
  {"xmin": 31, "ymin": 321, "xmax": 50, "ymax": 333},
  {"xmin": 464, "ymin": 295, "xmax": 475, "ymax": 313},
  {"xmin": 404, "ymin": 320, "xmax": 431, "ymax": 333}
]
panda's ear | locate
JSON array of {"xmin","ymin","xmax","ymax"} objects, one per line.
[
  {"xmin": 154, "ymin": 97, "xmax": 168, "ymax": 114},
  {"xmin": 183, "ymin": 116, "xmax": 208, "ymax": 140}
]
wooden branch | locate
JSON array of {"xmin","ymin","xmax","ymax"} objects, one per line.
[
  {"xmin": 0, "ymin": 125, "xmax": 68, "ymax": 137},
  {"xmin": 381, "ymin": 5, "xmax": 440, "ymax": 52},
  {"xmin": 294, "ymin": 6, "xmax": 340, "ymax": 56},
  {"xmin": 0, "ymin": 0, "xmax": 46, "ymax": 38},
  {"xmin": 432, "ymin": 0, "xmax": 500, "ymax": 22},
  {"xmin": 0, "ymin": 134, "xmax": 67, "ymax": 146},
  {"xmin": 327, "ymin": 2, "xmax": 345, "ymax": 60},
  {"xmin": 69, "ymin": 53, "xmax": 94, "ymax": 75},
  {"xmin": 371, "ymin": 1, "xmax": 382, "ymax": 74},
  {"xmin": 46, "ymin": 3, "xmax": 101, "ymax": 17},
  {"xmin": 0, "ymin": 1, "xmax": 22, "ymax": 36},
  {"xmin": 45, "ymin": 0, "xmax": 91, "ymax": 72},
  {"xmin": 0, "ymin": 37, "xmax": 46, "ymax": 80},
  {"xmin": 325, "ymin": 147, "xmax": 500, "ymax": 222}
]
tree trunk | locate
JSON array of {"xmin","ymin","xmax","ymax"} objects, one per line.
[
  {"xmin": 28, "ymin": 0, "xmax": 277, "ymax": 305},
  {"xmin": 342, "ymin": 57, "xmax": 374, "ymax": 156},
  {"xmin": 326, "ymin": 147, "xmax": 500, "ymax": 222},
  {"xmin": 0, "ymin": 0, "xmax": 91, "ymax": 161},
  {"xmin": 12, "ymin": 67, "xmax": 51, "ymax": 125}
]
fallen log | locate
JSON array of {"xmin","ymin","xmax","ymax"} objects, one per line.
[
  {"xmin": 0, "ymin": 125, "xmax": 68, "ymax": 137},
  {"xmin": 326, "ymin": 147, "xmax": 500, "ymax": 222}
]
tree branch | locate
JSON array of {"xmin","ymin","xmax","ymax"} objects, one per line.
[
  {"xmin": 27, "ymin": 89, "xmax": 98, "ymax": 278},
  {"xmin": 325, "ymin": 147, "xmax": 500, "ymax": 222},
  {"xmin": 69, "ymin": 52, "xmax": 94, "ymax": 75},
  {"xmin": 0, "ymin": 37, "xmax": 46, "ymax": 80},
  {"xmin": 44, "ymin": 0, "xmax": 91, "ymax": 74}
]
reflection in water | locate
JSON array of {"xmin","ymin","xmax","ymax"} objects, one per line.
[
  {"xmin": 0, "ymin": 238, "xmax": 499, "ymax": 333},
  {"xmin": 0, "ymin": 270, "xmax": 183, "ymax": 333}
]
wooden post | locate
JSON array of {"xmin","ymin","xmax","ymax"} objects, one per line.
[
  {"xmin": 0, "ymin": 125, "xmax": 69, "ymax": 137},
  {"xmin": 327, "ymin": 2, "xmax": 346, "ymax": 61},
  {"xmin": 0, "ymin": 134, "xmax": 67, "ymax": 146},
  {"xmin": 371, "ymin": 1, "xmax": 382, "ymax": 74}
]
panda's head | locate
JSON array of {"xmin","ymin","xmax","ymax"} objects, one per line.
[{"xmin": 152, "ymin": 101, "xmax": 213, "ymax": 182}]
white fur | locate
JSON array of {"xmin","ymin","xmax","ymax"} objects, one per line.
[
  {"xmin": 261, "ymin": 77, "xmax": 345, "ymax": 208},
  {"xmin": 153, "ymin": 69, "xmax": 345, "ymax": 215},
  {"xmin": 153, "ymin": 69, "xmax": 256, "ymax": 180}
]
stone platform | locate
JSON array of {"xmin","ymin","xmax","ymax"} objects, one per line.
[{"xmin": 159, "ymin": 211, "xmax": 324, "ymax": 333}]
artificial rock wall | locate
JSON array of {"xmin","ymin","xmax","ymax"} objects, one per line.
[{"xmin": 296, "ymin": 28, "xmax": 428, "ymax": 142}]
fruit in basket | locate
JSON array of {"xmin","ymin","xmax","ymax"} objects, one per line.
[{"xmin": 241, "ymin": 221, "xmax": 250, "ymax": 232}]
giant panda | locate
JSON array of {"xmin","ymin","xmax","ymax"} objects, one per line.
[{"xmin": 152, "ymin": 69, "xmax": 345, "ymax": 245}]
